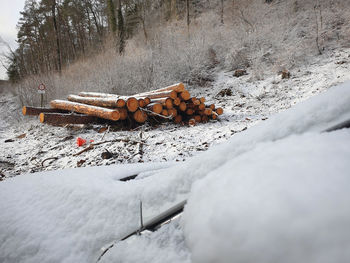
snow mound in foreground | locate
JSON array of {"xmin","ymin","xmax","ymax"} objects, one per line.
[{"xmin": 183, "ymin": 127, "xmax": 350, "ymax": 261}]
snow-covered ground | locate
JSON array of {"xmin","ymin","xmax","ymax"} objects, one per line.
[
  {"xmin": 1, "ymin": 48, "xmax": 350, "ymax": 178},
  {"xmin": 1, "ymin": 77, "xmax": 350, "ymax": 263}
]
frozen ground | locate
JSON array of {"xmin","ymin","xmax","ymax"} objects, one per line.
[
  {"xmin": 1, "ymin": 48, "xmax": 349, "ymax": 178},
  {"xmin": 1, "ymin": 79, "xmax": 349, "ymax": 263}
]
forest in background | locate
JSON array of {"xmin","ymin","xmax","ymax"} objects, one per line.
[{"xmin": 2, "ymin": 0, "xmax": 350, "ymax": 106}]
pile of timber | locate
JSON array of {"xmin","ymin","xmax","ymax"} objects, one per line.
[{"xmin": 22, "ymin": 83, "xmax": 223, "ymax": 127}]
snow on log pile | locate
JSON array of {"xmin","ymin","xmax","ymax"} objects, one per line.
[{"xmin": 21, "ymin": 83, "xmax": 223, "ymax": 127}]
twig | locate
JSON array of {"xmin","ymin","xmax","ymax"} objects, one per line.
[
  {"xmin": 139, "ymin": 107, "xmax": 174, "ymax": 119},
  {"xmin": 73, "ymin": 138, "xmax": 144, "ymax": 156},
  {"xmin": 41, "ymin": 157, "xmax": 59, "ymax": 167},
  {"xmin": 101, "ymin": 125, "xmax": 110, "ymax": 141}
]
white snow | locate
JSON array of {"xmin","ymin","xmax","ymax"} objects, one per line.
[
  {"xmin": 183, "ymin": 130, "xmax": 350, "ymax": 263},
  {"xmin": 1, "ymin": 80, "xmax": 349, "ymax": 263},
  {"xmin": 1, "ymin": 48, "xmax": 350, "ymax": 263},
  {"xmin": 2, "ymin": 48, "xmax": 350, "ymax": 178}
]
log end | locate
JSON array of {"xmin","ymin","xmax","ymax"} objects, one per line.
[
  {"xmin": 127, "ymin": 97, "xmax": 139, "ymax": 112},
  {"xmin": 134, "ymin": 110, "xmax": 148, "ymax": 123},
  {"xmin": 117, "ymin": 99, "xmax": 126, "ymax": 108},
  {"xmin": 174, "ymin": 115, "xmax": 182, "ymax": 124},
  {"xmin": 216, "ymin": 107, "xmax": 224, "ymax": 115},
  {"xmin": 180, "ymin": 90, "xmax": 191, "ymax": 101},
  {"xmin": 111, "ymin": 110, "xmax": 121, "ymax": 121},
  {"xmin": 22, "ymin": 106, "xmax": 27, "ymax": 116},
  {"xmin": 179, "ymin": 102, "xmax": 187, "ymax": 112}
]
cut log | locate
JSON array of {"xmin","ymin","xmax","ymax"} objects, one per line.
[
  {"xmin": 188, "ymin": 119, "xmax": 196, "ymax": 126},
  {"xmin": 126, "ymin": 97, "xmax": 139, "ymax": 112},
  {"xmin": 161, "ymin": 109, "xmax": 169, "ymax": 116},
  {"xmin": 179, "ymin": 101, "xmax": 187, "ymax": 112},
  {"xmin": 191, "ymin": 97, "xmax": 200, "ymax": 105},
  {"xmin": 209, "ymin": 104, "xmax": 215, "ymax": 110},
  {"xmin": 173, "ymin": 97, "xmax": 181, "ymax": 106},
  {"xmin": 78, "ymin": 91, "xmax": 119, "ymax": 98},
  {"xmin": 174, "ymin": 115, "xmax": 182, "ymax": 124},
  {"xmin": 39, "ymin": 113, "xmax": 99, "ymax": 126},
  {"xmin": 22, "ymin": 106, "xmax": 68, "ymax": 116},
  {"xmin": 50, "ymin": 100, "xmax": 120, "ymax": 121},
  {"xmin": 204, "ymin": 108, "xmax": 213, "ymax": 116},
  {"xmin": 198, "ymin": 103, "xmax": 205, "ymax": 110},
  {"xmin": 194, "ymin": 115, "xmax": 202, "ymax": 123},
  {"xmin": 186, "ymin": 108, "xmax": 195, "ymax": 115},
  {"xmin": 152, "ymin": 98, "xmax": 173, "ymax": 109},
  {"xmin": 68, "ymin": 94, "xmax": 126, "ymax": 108},
  {"xmin": 212, "ymin": 113, "xmax": 218, "ymax": 120},
  {"xmin": 147, "ymin": 103, "xmax": 163, "ymax": 114},
  {"xmin": 136, "ymin": 90, "xmax": 177, "ymax": 100},
  {"xmin": 216, "ymin": 107, "xmax": 224, "ymax": 115},
  {"xmin": 179, "ymin": 90, "xmax": 191, "ymax": 101},
  {"xmin": 148, "ymin": 82, "xmax": 185, "ymax": 93},
  {"xmin": 138, "ymin": 98, "xmax": 146, "ymax": 108},
  {"xmin": 133, "ymin": 110, "xmax": 148, "ymax": 123},
  {"xmin": 201, "ymin": 115, "xmax": 209, "ymax": 123},
  {"xmin": 168, "ymin": 108, "xmax": 178, "ymax": 117},
  {"xmin": 199, "ymin": 97, "xmax": 206, "ymax": 103},
  {"xmin": 119, "ymin": 108, "xmax": 128, "ymax": 120}
]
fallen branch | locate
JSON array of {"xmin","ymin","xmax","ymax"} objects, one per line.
[
  {"xmin": 41, "ymin": 157, "xmax": 59, "ymax": 167},
  {"xmin": 73, "ymin": 138, "xmax": 145, "ymax": 156}
]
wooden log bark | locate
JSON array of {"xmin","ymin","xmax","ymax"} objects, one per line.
[
  {"xmin": 145, "ymin": 82, "xmax": 185, "ymax": 93},
  {"xmin": 50, "ymin": 100, "xmax": 121, "ymax": 121},
  {"xmin": 22, "ymin": 106, "xmax": 68, "ymax": 116},
  {"xmin": 78, "ymin": 91, "xmax": 120, "ymax": 98},
  {"xmin": 39, "ymin": 113, "xmax": 99, "ymax": 126},
  {"xmin": 136, "ymin": 90, "xmax": 177, "ymax": 100},
  {"xmin": 68, "ymin": 94, "xmax": 126, "ymax": 108}
]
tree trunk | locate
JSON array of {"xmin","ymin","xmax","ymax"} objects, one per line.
[
  {"xmin": 117, "ymin": 0, "xmax": 125, "ymax": 54},
  {"xmin": 39, "ymin": 112, "xmax": 100, "ymax": 125},
  {"xmin": 51, "ymin": 0, "xmax": 61, "ymax": 73},
  {"xmin": 107, "ymin": 0, "xmax": 117, "ymax": 34}
]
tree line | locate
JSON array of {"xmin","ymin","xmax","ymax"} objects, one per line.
[{"xmin": 5, "ymin": 0, "xmax": 220, "ymax": 83}]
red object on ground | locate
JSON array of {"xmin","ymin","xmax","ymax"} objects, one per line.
[
  {"xmin": 77, "ymin": 137, "xmax": 86, "ymax": 147},
  {"xmin": 90, "ymin": 139, "xmax": 94, "ymax": 143}
]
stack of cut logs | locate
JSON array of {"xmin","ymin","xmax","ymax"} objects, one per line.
[{"xmin": 22, "ymin": 83, "xmax": 223, "ymax": 127}]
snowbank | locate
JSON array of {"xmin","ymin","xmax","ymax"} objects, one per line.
[
  {"xmin": 183, "ymin": 130, "xmax": 350, "ymax": 263},
  {"xmin": 0, "ymin": 162, "xmax": 174, "ymax": 263}
]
